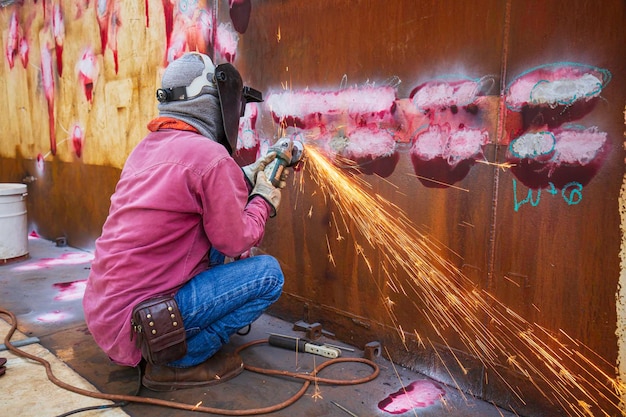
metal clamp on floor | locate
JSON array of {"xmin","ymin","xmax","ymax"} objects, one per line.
[
  {"xmin": 364, "ymin": 341, "xmax": 381, "ymax": 360},
  {"xmin": 293, "ymin": 320, "xmax": 335, "ymax": 340}
]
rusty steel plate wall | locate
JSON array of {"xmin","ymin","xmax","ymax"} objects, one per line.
[{"xmin": 235, "ymin": 0, "xmax": 626, "ymax": 414}]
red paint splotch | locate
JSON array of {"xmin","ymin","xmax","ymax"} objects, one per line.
[
  {"xmin": 378, "ymin": 380, "xmax": 445, "ymax": 414},
  {"xmin": 77, "ymin": 47, "xmax": 99, "ymax": 103},
  {"xmin": 41, "ymin": 43, "xmax": 56, "ymax": 155},
  {"xmin": 229, "ymin": 0, "xmax": 251, "ymax": 34},
  {"xmin": 53, "ymin": 279, "xmax": 87, "ymax": 301},
  {"xmin": 71, "ymin": 124, "xmax": 85, "ymax": 157},
  {"xmin": 52, "ymin": 3, "xmax": 65, "ymax": 76},
  {"xmin": 5, "ymin": 12, "xmax": 19, "ymax": 70}
]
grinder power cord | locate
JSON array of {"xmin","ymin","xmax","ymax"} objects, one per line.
[{"xmin": 1, "ymin": 308, "xmax": 379, "ymax": 416}]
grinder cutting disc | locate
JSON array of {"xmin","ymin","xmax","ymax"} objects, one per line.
[{"xmin": 289, "ymin": 140, "xmax": 305, "ymax": 166}]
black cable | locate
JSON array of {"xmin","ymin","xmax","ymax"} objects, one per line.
[
  {"xmin": 52, "ymin": 359, "xmax": 142, "ymax": 417},
  {"xmin": 236, "ymin": 324, "xmax": 251, "ymax": 336}
]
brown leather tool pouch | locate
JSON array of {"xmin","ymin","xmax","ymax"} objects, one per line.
[{"xmin": 131, "ymin": 296, "xmax": 187, "ymax": 365}]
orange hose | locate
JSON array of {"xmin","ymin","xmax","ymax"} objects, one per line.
[{"xmin": 1, "ymin": 309, "xmax": 379, "ymax": 415}]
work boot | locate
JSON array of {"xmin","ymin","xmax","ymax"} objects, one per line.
[{"xmin": 142, "ymin": 350, "xmax": 244, "ymax": 391}]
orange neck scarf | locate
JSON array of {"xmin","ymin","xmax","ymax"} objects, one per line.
[{"xmin": 147, "ymin": 117, "xmax": 200, "ymax": 133}]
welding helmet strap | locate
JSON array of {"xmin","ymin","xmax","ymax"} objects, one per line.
[
  {"xmin": 215, "ymin": 63, "xmax": 244, "ymax": 155},
  {"xmin": 156, "ymin": 86, "xmax": 188, "ymax": 103}
]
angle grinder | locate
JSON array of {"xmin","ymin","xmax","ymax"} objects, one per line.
[{"xmin": 264, "ymin": 138, "xmax": 304, "ymax": 187}]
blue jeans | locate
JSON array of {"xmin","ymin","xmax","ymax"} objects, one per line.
[{"xmin": 170, "ymin": 251, "xmax": 284, "ymax": 367}]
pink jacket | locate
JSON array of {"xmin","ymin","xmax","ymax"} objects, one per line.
[{"xmin": 83, "ymin": 128, "xmax": 271, "ymax": 366}]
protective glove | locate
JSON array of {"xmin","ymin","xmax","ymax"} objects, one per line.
[
  {"xmin": 275, "ymin": 169, "xmax": 289, "ymax": 189},
  {"xmin": 242, "ymin": 152, "xmax": 277, "ymax": 188},
  {"xmin": 249, "ymin": 170, "xmax": 281, "ymax": 217}
]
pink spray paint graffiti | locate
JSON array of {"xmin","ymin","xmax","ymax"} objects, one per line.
[
  {"xmin": 15, "ymin": 11, "xmax": 36, "ymax": 69},
  {"xmin": 233, "ymin": 102, "xmax": 261, "ymax": 165},
  {"xmin": 378, "ymin": 380, "xmax": 446, "ymax": 414},
  {"xmin": 410, "ymin": 124, "xmax": 490, "ymax": 187},
  {"xmin": 507, "ymin": 127, "xmax": 608, "ymax": 190},
  {"xmin": 161, "ymin": 0, "xmax": 175, "ymax": 63},
  {"xmin": 76, "ymin": 47, "xmax": 99, "ymax": 103},
  {"xmin": 504, "ymin": 62, "xmax": 612, "ymax": 193},
  {"xmin": 505, "ymin": 62, "xmax": 610, "ymax": 129},
  {"xmin": 267, "ymin": 85, "xmax": 400, "ymax": 177},
  {"xmin": 70, "ymin": 124, "xmax": 85, "ymax": 157},
  {"xmin": 40, "ymin": 40, "xmax": 57, "ymax": 155},
  {"xmin": 403, "ymin": 76, "xmax": 494, "ymax": 187},
  {"xmin": 215, "ymin": 22, "xmax": 238, "ymax": 63},
  {"xmin": 108, "ymin": 2, "xmax": 122, "ymax": 74},
  {"xmin": 5, "ymin": 11, "xmax": 19, "ymax": 70},
  {"xmin": 52, "ymin": 3, "xmax": 65, "ymax": 77},
  {"xmin": 97, "ymin": 0, "xmax": 110, "ymax": 56},
  {"xmin": 266, "ymin": 62, "xmax": 610, "ymax": 191},
  {"xmin": 19, "ymin": 34, "xmax": 30, "ymax": 68},
  {"xmin": 163, "ymin": 0, "xmax": 216, "ymax": 65},
  {"xmin": 75, "ymin": 0, "xmax": 91, "ymax": 19},
  {"xmin": 97, "ymin": 0, "xmax": 122, "ymax": 73}
]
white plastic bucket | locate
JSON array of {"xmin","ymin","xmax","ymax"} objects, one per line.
[{"xmin": 0, "ymin": 183, "xmax": 28, "ymax": 262}]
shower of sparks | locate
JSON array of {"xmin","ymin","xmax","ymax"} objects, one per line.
[
  {"xmin": 476, "ymin": 158, "xmax": 517, "ymax": 171},
  {"xmin": 300, "ymin": 144, "xmax": 623, "ymax": 416},
  {"xmin": 383, "ymin": 346, "xmax": 420, "ymax": 417}
]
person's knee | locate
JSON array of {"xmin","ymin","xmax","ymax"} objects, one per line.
[{"xmin": 258, "ymin": 255, "xmax": 284, "ymax": 296}]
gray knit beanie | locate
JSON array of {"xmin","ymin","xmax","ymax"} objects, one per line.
[{"xmin": 157, "ymin": 53, "xmax": 225, "ymax": 142}]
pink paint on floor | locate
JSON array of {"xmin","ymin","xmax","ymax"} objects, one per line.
[
  {"xmin": 53, "ymin": 280, "xmax": 87, "ymax": 301},
  {"xmin": 13, "ymin": 252, "xmax": 94, "ymax": 271},
  {"xmin": 37, "ymin": 310, "xmax": 70, "ymax": 323},
  {"xmin": 378, "ymin": 380, "xmax": 446, "ymax": 414}
]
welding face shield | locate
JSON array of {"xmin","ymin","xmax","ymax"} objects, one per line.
[
  {"xmin": 214, "ymin": 63, "xmax": 263, "ymax": 154},
  {"xmin": 156, "ymin": 53, "xmax": 263, "ymax": 155}
]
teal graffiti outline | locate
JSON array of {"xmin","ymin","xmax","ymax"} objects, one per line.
[
  {"xmin": 513, "ymin": 179, "xmax": 541, "ymax": 212},
  {"xmin": 512, "ymin": 179, "xmax": 584, "ymax": 211},
  {"xmin": 561, "ymin": 182, "xmax": 583, "ymax": 205}
]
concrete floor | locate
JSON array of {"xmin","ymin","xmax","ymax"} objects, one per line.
[{"xmin": 0, "ymin": 236, "xmax": 518, "ymax": 417}]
